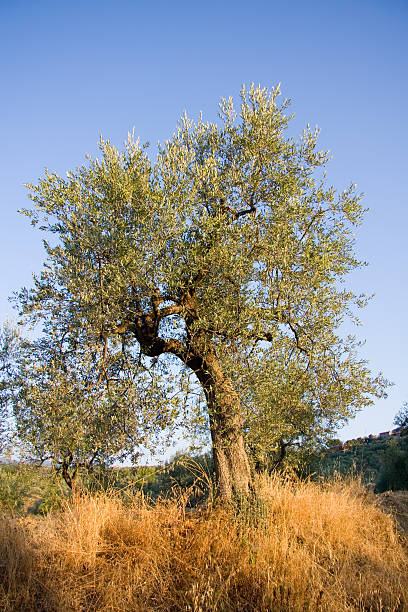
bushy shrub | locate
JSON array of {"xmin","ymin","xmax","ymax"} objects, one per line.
[
  {"xmin": 376, "ymin": 438, "xmax": 408, "ymax": 493},
  {"xmin": 0, "ymin": 463, "xmax": 66, "ymax": 515}
]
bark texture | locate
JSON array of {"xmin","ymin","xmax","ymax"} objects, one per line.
[{"xmin": 192, "ymin": 353, "xmax": 252, "ymax": 501}]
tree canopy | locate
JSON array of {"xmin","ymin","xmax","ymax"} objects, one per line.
[{"xmin": 16, "ymin": 84, "xmax": 387, "ymax": 499}]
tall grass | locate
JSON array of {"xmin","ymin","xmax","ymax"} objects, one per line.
[{"xmin": 0, "ymin": 473, "xmax": 407, "ymax": 611}]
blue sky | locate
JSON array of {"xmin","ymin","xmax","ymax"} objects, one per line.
[{"xmin": 0, "ymin": 0, "xmax": 407, "ymax": 443}]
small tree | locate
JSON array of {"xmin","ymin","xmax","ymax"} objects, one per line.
[
  {"xmin": 7, "ymin": 332, "xmax": 178, "ymax": 488},
  {"xmin": 18, "ymin": 85, "xmax": 386, "ymax": 500}
]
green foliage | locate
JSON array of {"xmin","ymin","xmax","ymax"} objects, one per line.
[
  {"xmin": 144, "ymin": 453, "xmax": 214, "ymax": 505},
  {"xmin": 375, "ymin": 437, "xmax": 408, "ymax": 493},
  {"xmin": 14, "ymin": 85, "xmax": 388, "ymax": 489},
  {"xmin": 0, "ymin": 463, "xmax": 66, "ymax": 515},
  {"xmin": 90, "ymin": 453, "xmax": 214, "ymax": 506},
  {"xmin": 313, "ymin": 430, "xmax": 408, "ymax": 493},
  {"xmin": 76, "ymin": 464, "xmax": 159, "ymax": 495}
]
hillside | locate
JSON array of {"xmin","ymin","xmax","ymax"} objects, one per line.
[{"xmin": 318, "ymin": 425, "xmax": 408, "ymax": 491}]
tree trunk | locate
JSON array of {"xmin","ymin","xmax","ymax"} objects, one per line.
[
  {"xmin": 60, "ymin": 454, "xmax": 77, "ymax": 489},
  {"xmin": 209, "ymin": 406, "xmax": 253, "ymax": 502},
  {"xmin": 193, "ymin": 353, "xmax": 252, "ymax": 502}
]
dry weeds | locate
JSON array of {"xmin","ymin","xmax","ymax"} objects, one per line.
[{"xmin": 0, "ymin": 474, "xmax": 407, "ymax": 611}]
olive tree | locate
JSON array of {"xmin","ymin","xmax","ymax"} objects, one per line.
[
  {"xmin": 6, "ymin": 330, "xmax": 181, "ymax": 487},
  {"xmin": 18, "ymin": 84, "xmax": 386, "ymax": 500}
]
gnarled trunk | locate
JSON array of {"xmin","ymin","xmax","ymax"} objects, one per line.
[
  {"xmin": 209, "ymin": 405, "xmax": 252, "ymax": 501},
  {"xmin": 193, "ymin": 352, "xmax": 252, "ymax": 501}
]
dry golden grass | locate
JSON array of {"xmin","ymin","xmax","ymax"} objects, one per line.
[{"xmin": 0, "ymin": 474, "xmax": 407, "ymax": 611}]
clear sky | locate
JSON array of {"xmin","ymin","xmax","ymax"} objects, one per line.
[{"xmin": 0, "ymin": 0, "xmax": 407, "ymax": 443}]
